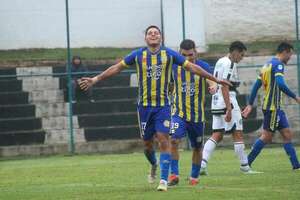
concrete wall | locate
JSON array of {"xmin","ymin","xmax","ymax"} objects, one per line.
[
  {"xmin": 1, "ymin": 0, "xmax": 295, "ymax": 50},
  {"xmin": 203, "ymin": 0, "xmax": 295, "ymax": 43}
]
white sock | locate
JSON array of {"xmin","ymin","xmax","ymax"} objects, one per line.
[
  {"xmin": 234, "ymin": 142, "xmax": 249, "ymax": 166},
  {"xmin": 201, "ymin": 138, "xmax": 217, "ymax": 168}
]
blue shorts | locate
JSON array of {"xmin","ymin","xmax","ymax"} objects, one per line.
[
  {"xmin": 263, "ymin": 109, "xmax": 289, "ymax": 132},
  {"xmin": 170, "ymin": 114, "xmax": 204, "ymax": 148},
  {"xmin": 137, "ymin": 105, "xmax": 171, "ymax": 141}
]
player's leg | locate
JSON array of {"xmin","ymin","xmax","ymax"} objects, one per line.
[
  {"xmin": 187, "ymin": 121, "xmax": 204, "ymax": 185},
  {"xmin": 201, "ymin": 115, "xmax": 224, "ymax": 174},
  {"xmin": 231, "ymin": 129, "xmax": 252, "ymax": 172},
  {"xmin": 248, "ymin": 110, "xmax": 274, "ymax": 166},
  {"xmin": 154, "ymin": 106, "xmax": 172, "ymax": 191},
  {"xmin": 137, "ymin": 106, "xmax": 157, "ymax": 183},
  {"xmin": 227, "ymin": 110, "xmax": 250, "ymax": 172},
  {"xmin": 278, "ymin": 110, "xmax": 300, "ymax": 169},
  {"xmin": 168, "ymin": 115, "xmax": 186, "ymax": 186}
]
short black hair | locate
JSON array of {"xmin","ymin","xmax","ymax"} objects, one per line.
[
  {"xmin": 277, "ymin": 42, "xmax": 294, "ymax": 53},
  {"xmin": 180, "ymin": 39, "xmax": 196, "ymax": 50},
  {"xmin": 229, "ymin": 41, "xmax": 247, "ymax": 52},
  {"xmin": 145, "ymin": 25, "xmax": 161, "ymax": 36}
]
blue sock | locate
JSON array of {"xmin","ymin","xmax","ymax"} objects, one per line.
[
  {"xmin": 160, "ymin": 152, "xmax": 171, "ymax": 181},
  {"xmin": 144, "ymin": 149, "xmax": 157, "ymax": 166},
  {"xmin": 248, "ymin": 139, "xmax": 266, "ymax": 166},
  {"xmin": 170, "ymin": 159, "xmax": 179, "ymax": 176},
  {"xmin": 190, "ymin": 163, "xmax": 201, "ymax": 179},
  {"xmin": 283, "ymin": 142, "xmax": 300, "ymax": 169}
]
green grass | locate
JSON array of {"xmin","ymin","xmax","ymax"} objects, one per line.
[
  {"xmin": 0, "ymin": 47, "xmax": 134, "ymax": 62},
  {"xmin": 0, "ymin": 147, "xmax": 299, "ymax": 200},
  {"xmin": 0, "ymin": 40, "xmax": 297, "ymax": 63}
]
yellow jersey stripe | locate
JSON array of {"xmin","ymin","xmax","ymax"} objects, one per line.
[
  {"xmin": 121, "ymin": 60, "xmax": 129, "ymax": 67},
  {"xmin": 201, "ymin": 78, "xmax": 206, "ymax": 122},
  {"xmin": 177, "ymin": 67, "xmax": 184, "ymax": 117},
  {"xmin": 151, "ymin": 55, "xmax": 157, "ymax": 106},
  {"xmin": 194, "ymin": 76, "xmax": 199, "ymax": 122},
  {"xmin": 160, "ymin": 50, "xmax": 167, "ymax": 106},
  {"xmin": 185, "ymin": 71, "xmax": 191, "ymax": 121},
  {"xmin": 142, "ymin": 51, "xmax": 148, "ymax": 106}
]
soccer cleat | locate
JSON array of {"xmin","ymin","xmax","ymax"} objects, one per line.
[
  {"xmin": 293, "ymin": 166, "xmax": 300, "ymax": 171},
  {"xmin": 240, "ymin": 165, "xmax": 263, "ymax": 174},
  {"xmin": 147, "ymin": 164, "xmax": 157, "ymax": 184},
  {"xmin": 157, "ymin": 180, "xmax": 168, "ymax": 191},
  {"xmin": 200, "ymin": 167, "xmax": 208, "ymax": 176},
  {"xmin": 167, "ymin": 174, "xmax": 179, "ymax": 186},
  {"xmin": 189, "ymin": 177, "xmax": 199, "ymax": 186}
]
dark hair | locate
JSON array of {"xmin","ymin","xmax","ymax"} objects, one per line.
[
  {"xmin": 145, "ymin": 25, "xmax": 161, "ymax": 36},
  {"xmin": 180, "ymin": 39, "xmax": 196, "ymax": 50},
  {"xmin": 229, "ymin": 41, "xmax": 247, "ymax": 52},
  {"xmin": 277, "ymin": 42, "xmax": 294, "ymax": 53}
]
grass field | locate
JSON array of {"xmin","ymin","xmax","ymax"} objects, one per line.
[
  {"xmin": 0, "ymin": 147, "xmax": 300, "ymax": 200},
  {"xmin": 0, "ymin": 41, "xmax": 295, "ymax": 63}
]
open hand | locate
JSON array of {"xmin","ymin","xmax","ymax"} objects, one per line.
[
  {"xmin": 79, "ymin": 77, "xmax": 96, "ymax": 91},
  {"xmin": 241, "ymin": 105, "xmax": 253, "ymax": 118}
]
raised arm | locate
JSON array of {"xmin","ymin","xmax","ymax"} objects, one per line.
[
  {"xmin": 185, "ymin": 62, "xmax": 231, "ymax": 87},
  {"xmin": 80, "ymin": 61, "xmax": 126, "ymax": 91}
]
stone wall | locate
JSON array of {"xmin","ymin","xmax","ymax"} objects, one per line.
[{"xmin": 203, "ymin": 0, "xmax": 295, "ymax": 43}]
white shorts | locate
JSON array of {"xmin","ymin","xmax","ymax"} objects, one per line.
[{"xmin": 212, "ymin": 109, "xmax": 243, "ymax": 133}]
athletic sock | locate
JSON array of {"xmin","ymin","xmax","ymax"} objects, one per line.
[
  {"xmin": 160, "ymin": 152, "xmax": 171, "ymax": 181},
  {"xmin": 283, "ymin": 142, "xmax": 300, "ymax": 169},
  {"xmin": 170, "ymin": 159, "xmax": 179, "ymax": 176},
  {"xmin": 144, "ymin": 149, "xmax": 157, "ymax": 166},
  {"xmin": 190, "ymin": 163, "xmax": 201, "ymax": 179},
  {"xmin": 248, "ymin": 138, "xmax": 266, "ymax": 166},
  {"xmin": 234, "ymin": 142, "xmax": 248, "ymax": 166},
  {"xmin": 201, "ymin": 138, "xmax": 217, "ymax": 168}
]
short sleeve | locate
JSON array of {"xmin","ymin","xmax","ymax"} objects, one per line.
[
  {"xmin": 167, "ymin": 48, "xmax": 189, "ymax": 67},
  {"xmin": 274, "ymin": 63, "xmax": 284, "ymax": 77},
  {"xmin": 122, "ymin": 50, "xmax": 138, "ymax": 67}
]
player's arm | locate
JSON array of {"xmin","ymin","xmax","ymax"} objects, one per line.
[
  {"xmin": 80, "ymin": 62, "xmax": 126, "ymax": 91},
  {"xmin": 275, "ymin": 75, "xmax": 297, "ymax": 98},
  {"xmin": 206, "ymin": 79, "xmax": 217, "ymax": 94},
  {"xmin": 242, "ymin": 77, "xmax": 262, "ymax": 118},
  {"xmin": 221, "ymin": 83, "xmax": 232, "ymax": 122},
  {"xmin": 185, "ymin": 61, "xmax": 231, "ymax": 87}
]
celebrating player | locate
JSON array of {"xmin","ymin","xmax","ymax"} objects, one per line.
[
  {"xmin": 80, "ymin": 25, "xmax": 230, "ymax": 191},
  {"xmin": 168, "ymin": 39, "xmax": 216, "ymax": 186}
]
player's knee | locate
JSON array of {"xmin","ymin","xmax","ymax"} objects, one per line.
[
  {"xmin": 212, "ymin": 133, "xmax": 223, "ymax": 142},
  {"xmin": 261, "ymin": 132, "xmax": 272, "ymax": 143}
]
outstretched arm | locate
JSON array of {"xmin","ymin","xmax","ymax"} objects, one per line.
[
  {"xmin": 242, "ymin": 78, "xmax": 262, "ymax": 118},
  {"xmin": 80, "ymin": 61, "xmax": 126, "ymax": 90},
  {"xmin": 185, "ymin": 62, "xmax": 232, "ymax": 87}
]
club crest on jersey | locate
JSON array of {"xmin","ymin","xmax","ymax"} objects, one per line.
[
  {"xmin": 147, "ymin": 64, "xmax": 162, "ymax": 80},
  {"xmin": 277, "ymin": 65, "xmax": 283, "ymax": 70},
  {"xmin": 182, "ymin": 82, "xmax": 195, "ymax": 96},
  {"xmin": 163, "ymin": 120, "xmax": 170, "ymax": 128}
]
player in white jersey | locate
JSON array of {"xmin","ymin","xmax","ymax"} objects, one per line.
[{"xmin": 201, "ymin": 41, "xmax": 259, "ymax": 175}]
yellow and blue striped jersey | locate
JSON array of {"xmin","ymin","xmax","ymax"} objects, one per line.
[
  {"xmin": 259, "ymin": 57, "xmax": 285, "ymax": 110},
  {"xmin": 121, "ymin": 47, "xmax": 188, "ymax": 107},
  {"xmin": 172, "ymin": 60, "xmax": 212, "ymax": 122}
]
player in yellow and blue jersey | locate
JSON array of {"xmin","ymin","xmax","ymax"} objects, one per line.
[
  {"xmin": 242, "ymin": 42, "xmax": 300, "ymax": 170},
  {"xmin": 80, "ymin": 25, "xmax": 230, "ymax": 191},
  {"xmin": 168, "ymin": 39, "xmax": 217, "ymax": 186}
]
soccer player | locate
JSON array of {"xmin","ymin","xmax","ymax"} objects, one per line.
[
  {"xmin": 168, "ymin": 39, "xmax": 216, "ymax": 186},
  {"xmin": 201, "ymin": 41, "xmax": 258, "ymax": 175},
  {"xmin": 242, "ymin": 42, "xmax": 300, "ymax": 170},
  {"xmin": 80, "ymin": 25, "xmax": 230, "ymax": 191}
]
